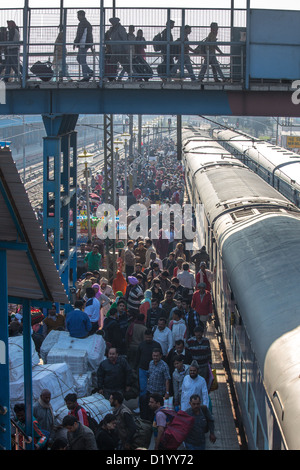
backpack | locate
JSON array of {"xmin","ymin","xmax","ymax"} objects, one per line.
[
  {"xmin": 86, "ymin": 411, "xmax": 100, "ymax": 435},
  {"xmin": 153, "ymin": 32, "xmax": 162, "ymax": 52},
  {"xmin": 74, "ymin": 405, "xmax": 99, "ymax": 435},
  {"xmin": 131, "ymin": 417, "xmax": 153, "ymax": 449},
  {"xmin": 160, "ymin": 409, "xmax": 195, "ymax": 450}
]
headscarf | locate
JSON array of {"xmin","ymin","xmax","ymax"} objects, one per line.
[
  {"xmin": 112, "ymin": 271, "xmax": 127, "ymax": 295},
  {"xmin": 92, "ymin": 283, "xmax": 101, "ymax": 300},
  {"xmin": 128, "ymin": 276, "xmax": 138, "ymax": 285},
  {"xmin": 140, "ymin": 289, "xmax": 152, "ymax": 308},
  {"xmin": 106, "ymin": 291, "xmax": 124, "ymax": 317}
]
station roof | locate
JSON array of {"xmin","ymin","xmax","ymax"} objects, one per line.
[{"xmin": 0, "ymin": 147, "xmax": 69, "ymax": 304}]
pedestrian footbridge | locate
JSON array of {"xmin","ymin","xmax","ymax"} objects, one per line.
[{"xmin": 0, "ymin": 4, "xmax": 300, "ymax": 116}]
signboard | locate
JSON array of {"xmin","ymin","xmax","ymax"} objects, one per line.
[{"xmin": 286, "ymin": 136, "xmax": 300, "ymax": 148}]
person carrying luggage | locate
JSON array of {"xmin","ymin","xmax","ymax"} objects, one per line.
[
  {"xmin": 106, "ymin": 17, "xmax": 131, "ymax": 81},
  {"xmin": 170, "ymin": 25, "xmax": 196, "ymax": 81}
]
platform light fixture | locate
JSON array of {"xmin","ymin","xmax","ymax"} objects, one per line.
[{"xmin": 78, "ymin": 149, "xmax": 93, "ymax": 241}]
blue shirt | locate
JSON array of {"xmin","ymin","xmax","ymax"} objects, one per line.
[{"xmin": 66, "ymin": 308, "xmax": 92, "ymax": 338}]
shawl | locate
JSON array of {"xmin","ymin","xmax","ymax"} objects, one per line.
[{"xmin": 112, "ymin": 271, "xmax": 127, "ymax": 295}]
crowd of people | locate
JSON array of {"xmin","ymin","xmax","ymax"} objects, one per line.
[
  {"xmin": 8, "ymin": 131, "xmax": 219, "ymax": 451},
  {"xmin": 0, "ymin": 10, "xmax": 228, "ymax": 83}
]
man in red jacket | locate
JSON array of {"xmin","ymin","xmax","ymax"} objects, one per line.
[
  {"xmin": 191, "ymin": 282, "xmax": 213, "ymax": 334},
  {"xmin": 64, "ymin": 393, "xmax": 89, "ymax": 427}
]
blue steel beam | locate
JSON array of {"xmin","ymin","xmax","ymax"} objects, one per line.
[
  {"xmin": 0, "ymin": 88, "xmax": 299, "ymax": 117},
  {"xmin": 22, "ymin": 298, "xmax": 34, "ymax": 450},
  {"xmin": 0, "ymin": 250, "xmax": 10, "ymax": 451},
  {"xmin": 42, "ymin": 114, "xmax": 78, "ymax": 299}
]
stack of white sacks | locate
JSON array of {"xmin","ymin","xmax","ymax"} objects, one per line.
[{"xmin": 9, "ymin": 332, "xmax": 111, "ymax": 425}]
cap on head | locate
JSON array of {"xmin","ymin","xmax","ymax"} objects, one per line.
[
  {"xmin": 198, "ymin": 282, "xmax": 206, "ymax": 288},
  {"xmin": 109, "ymin": 17, "xmax": 120, "ymax": 25}
]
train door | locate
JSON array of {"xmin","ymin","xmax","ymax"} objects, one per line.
[{"xmin": 210, "ymin": 232, "xmax": 218, "ymax": 302}]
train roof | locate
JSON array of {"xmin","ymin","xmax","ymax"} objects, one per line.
[
  {"xmin": 219, "ymin": 213, "xmax": 300, "ymax": 449},
  {"xmin": 184, "ymin": 127, "xmax": 300, "ymax": 449},
  {"xmin": 214, "ymin": 128, "xmax": 300, "ymax": 186},
  {"xmin": 184, "ymin": 144, "xmax": 291, "ymax": 225}
]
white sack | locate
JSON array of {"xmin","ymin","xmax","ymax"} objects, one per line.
[
  {"xmin": 40, "ymin": 331, "xmax": 106, "ymax": 371},
  {"xmin": 9, "ymin": 336, "xmax": 40, "ymax": 382},
  {"xmin": 55, "ymin": 393, "xmax": 111, "ymax": 425},
  {"xmin": 73, "ymin": 372, "xmax": 93, "ymax": 398},
  {"xmin": 47, "ymin": 348, "xmax": 88, "ymax": 375},
  {"xmin": 10, "ymin": 363, "xmax": 76, "ymax": 415}
]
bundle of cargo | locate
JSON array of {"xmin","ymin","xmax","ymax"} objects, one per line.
[
  {"xmin": 10, "ymin": 363, "xmax": 76, "ymax": 414},
  {"xmin": 47, "ymin": 348, "xmax": 89, "ymax": 375},
  {"xmin": 9, "ymin": 336, "xmax": 40, "ymax": 382},
  {"xmin": 54, "ymin": 392, "xmax": 112, "ymax": 425},
  {"xmin": 40, "ymin": 331, "xmax": 106, "ymax": 372},
  {"xmin": 73, "ymin": 372, "xmax": 93, "ymax": 398}
]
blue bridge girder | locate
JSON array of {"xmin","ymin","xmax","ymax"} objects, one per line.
[
  {"xmin": 0, "ymin": 4, "xmax": 299, "ymax": 116},
  {"xmin": 1, "ymin": 85, "xmax": 300, "ymax": 117}
]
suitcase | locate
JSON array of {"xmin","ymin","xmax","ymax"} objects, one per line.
[
  {"xmin": 105, "ymin": 59, "xmax": 118, "ymax": 81},
  {"xmin": 132, "ymin": 55, "xmax": 153, "ymax": 81},
  {"xmin": 157, "ymin": 61, "xmax": 166, "ymax": 78},
  {"xmin": 30, "ymin": 61, "xmax": 53, "ymax": 81}
]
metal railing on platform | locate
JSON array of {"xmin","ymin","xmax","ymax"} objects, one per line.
[
  {"xmin": 10, "ymin": 418, "xmax": 32, "ymax": 450},
  {"xmin": 0, "ymin": 6, "xmax": 247, "ymax": 85}
]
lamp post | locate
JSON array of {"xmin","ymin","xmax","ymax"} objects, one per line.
[
  {"xmin": 78, "ymin": 149, "xmax": 93, "ymax": 241},
  {"xmin": 121, "ymin": 132, "xmax": 130, "ymax": 195},
  {"xmin": 114, "ymin": 138, "xmax": 123, "ymax": 202}
]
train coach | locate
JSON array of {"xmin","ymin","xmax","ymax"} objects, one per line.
[
  {"xmin": 212, "ymin": 127, "xmax": 300, "ymax": 208},
  {"xmin": 182, "ymin": 127, "xmax": 300, "ymax": 450}
]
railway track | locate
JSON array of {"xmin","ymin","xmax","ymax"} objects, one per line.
[{"xmin": 19, "ymin": 141, "xmax": 106, "ymax": 209}]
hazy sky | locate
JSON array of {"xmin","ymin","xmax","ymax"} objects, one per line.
[{"xmin": 4, "ymin": 0, "xmax": 300, "ymax": 9}]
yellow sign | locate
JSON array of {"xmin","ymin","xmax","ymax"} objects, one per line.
[{"xmin": 286, "ymin": 136, "xmax": 300, "ymax": 148}]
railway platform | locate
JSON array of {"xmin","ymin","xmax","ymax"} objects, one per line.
[{"xmin": 205, "ymin": 320, "xmax": 243, "ymax": 450}]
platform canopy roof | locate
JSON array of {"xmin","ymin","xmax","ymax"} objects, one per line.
[{"xmin": 0, "ymin": 147, "xmax": 69, "ymax": 304}]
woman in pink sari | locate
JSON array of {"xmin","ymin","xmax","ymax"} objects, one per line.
[{"xmin": 92, "ymin": 283, "xmax": 110, "ymax": 328}]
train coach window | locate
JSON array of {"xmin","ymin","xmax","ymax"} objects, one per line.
[{"xmin": 241, "ymin": 359, "xmax": 247, "ymax": 400}]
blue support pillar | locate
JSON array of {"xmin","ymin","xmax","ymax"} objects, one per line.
[
  {"xmin": 60, "ymin": 134, "xmax": 71, "ymax": 294},
  {"xmin": 69, "ymin": 130, "xmax": 78, "ymax": 286},
  {"xmin": 22, "ymin": 298, "xmax": 34, "ymax": 450},
  {"xmin": 42, "ymin": 114, "xmax": 79, "ymax": 300},
  {"xmin": 43, "ymin": 136, "xmax": 61, "ymax": 268},
  {"xmin": 245, "ymin": 0, "xmax": 250, "ymax": 90},
  {"xmin": 0, "ymin": 249, "xmax": 11, "ymax": 451},
  {"xmin": 22, "ymin": 1, "xmax": 29, "ymax": 89}
]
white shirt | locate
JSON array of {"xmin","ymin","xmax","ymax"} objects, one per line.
[
  {"xmin": 180, "ymin": 374, "xmax": 209, "ymax": 411},
  {"xmin": 84, "ymin": 297, "xmax": 100, "ymax": 323},
  {"xmin": 197, "ymin": 269, "xmax": 215, "ymax": 284},
  {"xmin": 155, "ymin": 257, "xmax": 163, "ymax": 270},
  {"xmin": 153, "ymin": 326, "xmax": 173, "ymax": 356},
  {"xmin": 169, "ymin": 319, "xmax": 187, "ymax": 346},
  {"xmin": 145, "ymin": 246, "xmax": 157, "ymax": 267},
  {"xmin": 177, "ymin": 270, "xmax": 196, "ymax": 291}
]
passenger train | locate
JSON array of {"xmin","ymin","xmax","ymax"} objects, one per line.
[
  {"xmin": 182, "ymin": 127, "xmax": 300, "ymax": 450},
  {"xmin": 212, "ymin": 127, "xmax": 300, "ymax": 208}
]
